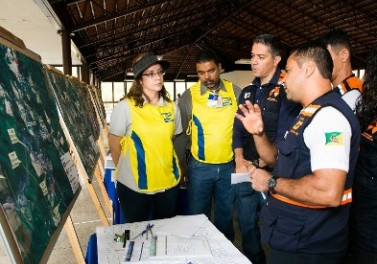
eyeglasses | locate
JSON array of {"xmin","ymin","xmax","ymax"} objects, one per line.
[{"xmin": 142, "ymin": 69, "xmax": 166, "ymax": 78}]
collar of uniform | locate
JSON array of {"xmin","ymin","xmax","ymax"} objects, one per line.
[
  {"xmin": 251, "ymin": 68, "xmax": 281, "ymax": 87},
  {"xmin": 142, "ymin": 94, "xmax": 167, "ymax": 106},
  {"xmin": 342, "ymin": 73, "xmax": 356, "ymax": 84},
  {"xmin": 199, "ymin": 79, "xmax": 227, "ymax": 95}
]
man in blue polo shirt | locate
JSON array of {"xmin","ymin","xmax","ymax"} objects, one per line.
[{"xmin": 233, "ymin": 34, "xmax": 301, "ymax": 264}]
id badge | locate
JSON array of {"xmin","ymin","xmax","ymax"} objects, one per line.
[{"xmin": 207, "ymin": 94, "xmax": 223, "ymax": 107}]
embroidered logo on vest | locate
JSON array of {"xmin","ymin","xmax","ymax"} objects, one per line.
[
  {"xmin": 267, "ymin": 86, "xmax": 280, "ymax": 102},
  {"xmin": 222, "ymin": 97, "xmax": 233, "ymax": 106},
  {"xmin": 161, "ymin": 112, "xmax": 174, "ymax": 123}
]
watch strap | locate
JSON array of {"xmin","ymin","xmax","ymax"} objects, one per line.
[{"xmin": 268, "ymin": 175, "xmax": 279, "ymax": 194}]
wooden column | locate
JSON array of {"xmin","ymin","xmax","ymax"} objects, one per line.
[
  {"xmin": 81, "ymin": 61, "xmax": 89, "ymax": 84},
  {"xmin": 61, "ymin": 30, "xmax": 72, "ymax": 76}
]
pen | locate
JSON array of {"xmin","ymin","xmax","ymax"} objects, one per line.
[
  {"xmin": 131, "ymin": 223, "xmax": 154, "ymax": 240},
  {"xmin": 139, "ymin": 242, "xmax": 144, "ymax": 261},
  {"xmin": 131, "ymin": 230, "xmax": 146, "ymax": 240},
  {"xmin": 125, "ymin": 241, "xmax": 134, "ymax": 261}
]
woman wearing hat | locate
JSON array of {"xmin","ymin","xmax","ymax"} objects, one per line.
[{"xmin": 108, "ymin": 52, "xmax": 182, "ymax": 223}]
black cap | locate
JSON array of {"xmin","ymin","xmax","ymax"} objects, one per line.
[{"xmin": 132, "ymin": 53, "xmax": 170, "ymax": 78}]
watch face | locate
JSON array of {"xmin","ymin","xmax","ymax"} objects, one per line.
[{"xmin": 268, "ymin": 177, "xmax": 277, "ymax": 189}]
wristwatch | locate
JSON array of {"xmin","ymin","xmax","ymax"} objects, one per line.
[{"xmin": 267, "ymin": 175, "xmax": 279, "ymax": 193}]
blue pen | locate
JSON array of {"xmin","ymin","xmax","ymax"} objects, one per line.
[
  {"xmin": 139, "ymin": 242, "xmax": 144, "ymax": 261},
  {"xmin": 131, "ymin": 223, "xmax": 155, "ymax": 240},
  {"xmin": 125, "ymin": 241, "xmax": 134, "ymax": 261},
  {"xmin": 132, "ymin": 229, "xmax": 147, "ymax": 240}
]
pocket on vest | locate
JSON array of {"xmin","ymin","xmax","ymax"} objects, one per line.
[
  {"xmin": 261, "ymin": 206, "xmax": 304, "ymax": 252},
  {"xmin": 275, "ymin": 142, "xmax": 299, "ymax": 177}
]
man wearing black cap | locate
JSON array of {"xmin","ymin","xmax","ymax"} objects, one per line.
[{"xmin": 108, "ymin": 52, "xmax": 183, "ymax": 223}]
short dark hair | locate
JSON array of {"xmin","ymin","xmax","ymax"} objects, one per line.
[
  {"xmin": 322, "ymin": 29, "xmax": 351, "ymax": 53},
  {"xmin": 291, "ymin": 40, "xmax": 333, "ymax": 80},
  {"xmin": 195, "ymin": 49, "xmax": 220, "ymax": 65},
  {"xmin": 253, "ymin": 34, "xmax": 284, "ymax": 57}
]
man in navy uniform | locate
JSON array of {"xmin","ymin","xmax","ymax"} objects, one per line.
[{"xmin": 236, "ymin": 41, "xmax": 360, "ymax": 264}]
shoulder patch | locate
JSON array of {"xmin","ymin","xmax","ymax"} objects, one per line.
[
  {"xmin": 325, "ymin": 132, "xmax": 344, "ymax": 146},
  {"xmin": 301, "ymin": 104, "xmax": 321, "ymax": 117}
]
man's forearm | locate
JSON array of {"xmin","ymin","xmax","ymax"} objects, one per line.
[
  {"xmin": 273, "ymin": 169, "xmax": 347, "ymax": 207},
  {"xmin": 234, "ymin": 148, "xmax": 244, "ymax": 161},
  {"xmin": 253, "ymin": 133, "xmax": 278, "ymax": 166}
]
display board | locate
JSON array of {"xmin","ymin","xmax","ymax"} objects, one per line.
[
  {"xmin": 45, "ymin": 68, "xmax": 100, "ymax": 181},
  {"xmin": 88, "ymin": 85, "xmax": 106, "ymax": 126},
  {"xmin": 0, "ymin": 35, "xmax": 81, "ymax": 264},
  {"xmin": 69, "ymin": 77, "xmax": 101, "ymax": 142}
]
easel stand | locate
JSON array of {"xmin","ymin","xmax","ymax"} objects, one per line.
[
  {"xmin": 93, "ymin": 162, "xmax": 113, "ymax": 219},
  {"xmin": 64, "ymin": 217, "xmax": 86, "ymax": 264},
  {"xmin": 57, "ymin": 115, "xmax": 112, "ymax": 263}
]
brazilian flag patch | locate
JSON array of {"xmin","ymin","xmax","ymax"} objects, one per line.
[{"xmin": 325, "ymin": 132, "xmax": 344, "ymax": 146}]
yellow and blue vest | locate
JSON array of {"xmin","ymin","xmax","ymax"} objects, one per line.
[
  {"xmin": 120, "ymin": 99, "xmax": 180, "ymax": 192},
  {"xmin": 188, "ymin": 80, "xmax": 237, "ymax": 164}
]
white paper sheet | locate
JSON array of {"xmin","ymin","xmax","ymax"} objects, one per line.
[
  {"xmin": 96, "ymin": 215, "xmax": 252, "ymax": 264},
  {"xmin": 231, "ymin": 173, "xmax": 251, "ymax": 184},
  {"xmin": 154, "ymin": 214, "xmax": 208, "ymax": 238}
]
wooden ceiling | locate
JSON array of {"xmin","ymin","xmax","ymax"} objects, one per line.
[{"xmin": 47, "ymin": 0, "xmax": 377, "ymax": 81}]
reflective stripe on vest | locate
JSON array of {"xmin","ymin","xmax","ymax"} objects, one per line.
[
  {"xmin": 270, "ymin": 188, "xmax": 352, "ymax": 209},
  {"xmin": 335, "ymin": 75, "xmax": 363, "ymax": 95}
]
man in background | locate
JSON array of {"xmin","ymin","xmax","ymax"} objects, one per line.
[{"xmin": 322, "ymin": 29, "xmax": 362, "ymax": 111}]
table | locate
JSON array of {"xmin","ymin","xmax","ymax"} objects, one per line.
[
  {"xmin": 95, "ymin": 214, "xmax": 251, "ymax": 264},
  {"xmin": 104, "ymin": 154, "xmax": 125, "ymax": 225}
]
